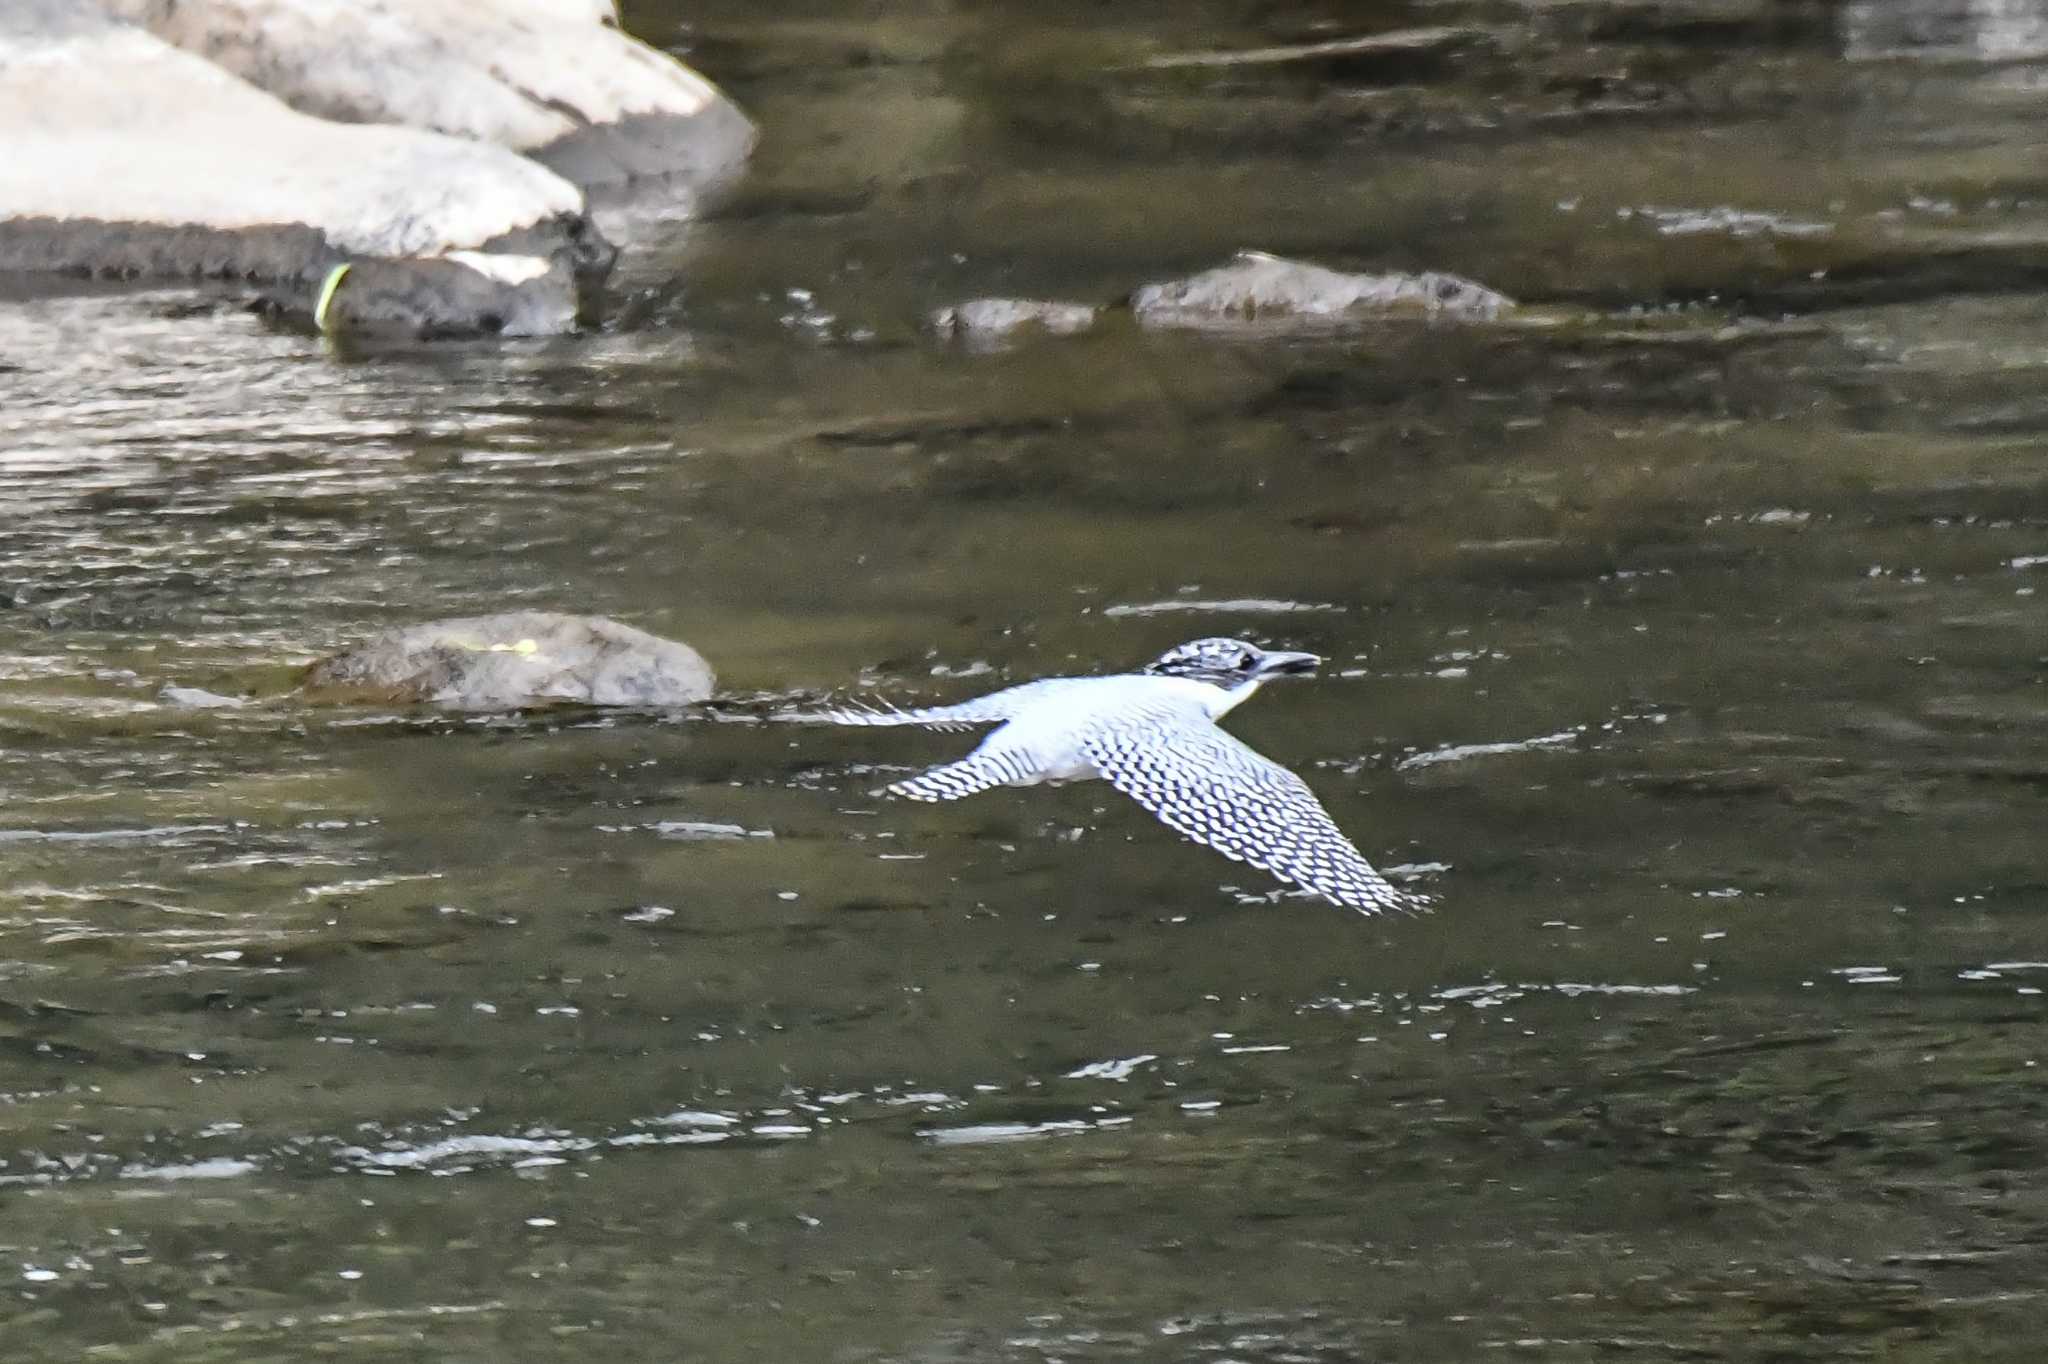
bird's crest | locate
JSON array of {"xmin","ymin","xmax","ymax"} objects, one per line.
[{"xmin": 1142, "ymin": 637, "xmax": 1264, "ymax": 683}]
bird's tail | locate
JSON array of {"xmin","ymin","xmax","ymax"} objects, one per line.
[
  {"xmin": 779, "ymin": 697, "xmax": 930, "ymax": 726},
  {"xmin": 780, "ymin": 696, "xmax": 992, "ymax": 731}
]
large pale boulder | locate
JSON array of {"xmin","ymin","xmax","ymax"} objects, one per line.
[
  {"xmin": 0, "ymin": 1, "xmax": 755, "ymax": 337},
  {"xmin": 302, "ymin": 613, "xmax": 715, "ymax": 710},
  {"xmin": 0, "ymin": 1, "xmax": 604, "ymax": 334},
  {"xmin": 100, "ymin": 0, "xmax": 755, "ymax": 194}
]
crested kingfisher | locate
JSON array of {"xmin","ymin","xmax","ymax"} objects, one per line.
[{"xmin": 803, "ymin": 638, "xmax": 1422, "ymax": 914}]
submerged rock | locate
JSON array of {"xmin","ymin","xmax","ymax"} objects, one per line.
[
  {"xmin": 303, "ymin": 613, "xmax": 714, "ymax": 710},
  {"xmin": 1131, "ymin": 250, "xmax": 1515, "ymax": 327},
  {"xmin": 275, "ymin": 250, "xmax": 581, "ymax": 339},
  {"xmin": 929, "ymin": 252, "xmax": 1514, "ymax": 347},
  {"xmin": 929, "ymin": 297, "xmax": 1101, "ymax": 342},
  {"xmin": 1142, "ymin": 25, "xmax": 1486, "ymax": 73}
]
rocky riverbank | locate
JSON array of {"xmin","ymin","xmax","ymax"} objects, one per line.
[{"xmin": 0, "ymin": 0, "xmax": 753, "ymax": 337}]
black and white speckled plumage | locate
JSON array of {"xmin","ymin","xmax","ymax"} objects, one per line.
[
  {"xmin": 800, "ymin": 639, "xmax": 1424, "ymax": 915},
  {"xmin": 1078, "ymin": 707, "xmax": 1416, "ymax": 913}
]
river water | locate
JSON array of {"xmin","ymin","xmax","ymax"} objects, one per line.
[{"xmin": 3, "ymin": 2, "xmax": 2046, "ymax": 1360}]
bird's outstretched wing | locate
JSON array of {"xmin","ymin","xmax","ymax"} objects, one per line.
[
  {"xmin": 790, "ymin": 680, "xmax": 1060, "ymax": 732},
  {"xmin": 1081, "ymin": 717, "xmax": 1423, "ymax": 915}
]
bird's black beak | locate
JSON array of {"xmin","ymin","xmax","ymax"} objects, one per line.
[{"xmin": 1256, "ymin": 650, "xmax": 1322, "ymax": 677}]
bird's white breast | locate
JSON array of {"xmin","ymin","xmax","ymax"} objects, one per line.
[{"xmin": 978, "ymin": 674, "xmax": 1227, "ymax": 785}]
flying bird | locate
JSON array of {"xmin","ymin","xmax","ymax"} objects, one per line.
[{"xmin": 803, "ymin": 637, "xmax": 1423, "ymax": 914}]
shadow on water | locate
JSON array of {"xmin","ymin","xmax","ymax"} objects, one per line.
[{"xmin": 2, "ymin": 0, "xmax": 2046, "ymax": 1359}]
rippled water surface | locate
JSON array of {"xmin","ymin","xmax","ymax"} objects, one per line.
[{"xmin": 4, "ymin": 2, "xmax": 2047, "ymax": 1360}]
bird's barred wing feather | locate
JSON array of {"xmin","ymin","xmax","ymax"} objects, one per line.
[
  {"xmin": 1082, "ymin": 716, "xmax": 1421, "ymax": 915},
  {"xmin": 793, "ymin": 680, "xmax": 1060, "ymax": 732},
  {"xmin": 883, "ymin": 746, "xmax": 1042, "ymax": 802}
]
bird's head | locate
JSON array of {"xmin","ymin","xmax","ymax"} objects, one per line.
[{"xmin": 1141, "ymin": 637, "xmax": 1322, "ymax": 688}]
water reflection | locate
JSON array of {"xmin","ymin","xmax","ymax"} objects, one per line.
[{"xmin": 5, "ymin": 0, "xmax": 2048, "ymax": 1359}]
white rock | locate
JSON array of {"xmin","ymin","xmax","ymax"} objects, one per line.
[
  {"xmin": 929, "ymin": 298, "xmax": 1101, "ymax": 341},
  {"xmin": 103, "ymin": 0, "xmax": 754, "ymax": 189},
  {"xmin": 0, "ymin": 9, "xmax": 584, "ymax": 264},
  {"xmin": 443, "ymin": 251, "xmax": 553, "ymax": 287}
]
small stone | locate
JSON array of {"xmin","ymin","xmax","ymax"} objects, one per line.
[
  {"xmin": 158, "ymin": 684, "xmax": 247, "ymax": 709},
  {"xmin": 929, "ymin": 297, "xmax": 1100, "ymax": 341}
]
